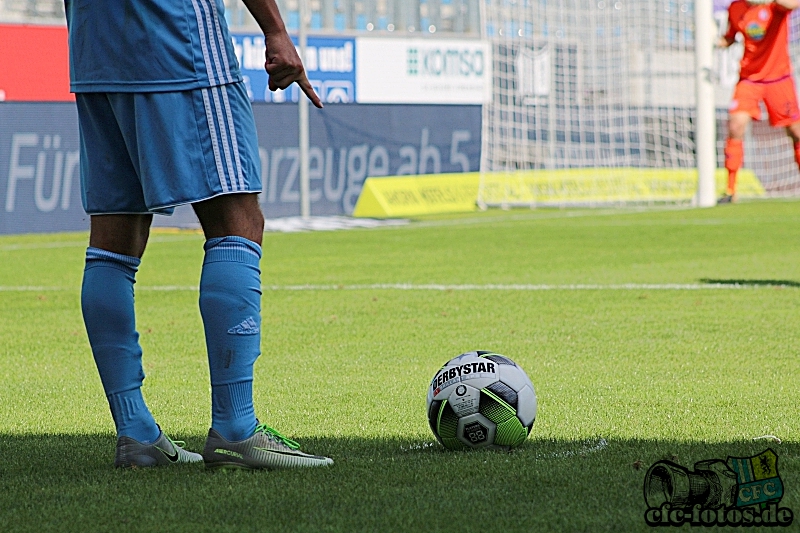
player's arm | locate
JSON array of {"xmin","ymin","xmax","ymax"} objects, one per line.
[
  {"xmin": 717, "ymin": 4, "xmax": 739, "ymax": 48},
  {"xmin": 718, "ymin": 35, "xmax": 735, "ymax": 48},
  {"xmin": 718, "ymin": 23, "xmax": 736, "ymax": 48},
  {"xmin": 241, "ymin": 0, "xmax": 323, "ymax": 108}
]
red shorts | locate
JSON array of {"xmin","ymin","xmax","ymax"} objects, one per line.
[{"xmin": 729, "ymin": 75, "xmax": 800, "ymax": 127}]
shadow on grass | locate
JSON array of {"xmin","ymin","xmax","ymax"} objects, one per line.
[
  {"xmin": 0, "ymin": 433, "xmax": 798, "ymax": 533},
  {"xmin": 700, "ymin": 278, "xmax": 800, "ymax": 288}
]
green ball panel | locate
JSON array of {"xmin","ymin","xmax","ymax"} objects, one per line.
[
  {"xmin": 493, "ymin": 417, "xmax": 528, "ymax": 448},
  {"xmin": 436, "ymin": 401, "xmax": 459, "ymax": 439}
]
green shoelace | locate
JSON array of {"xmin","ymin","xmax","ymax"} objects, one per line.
[{"xmin": 255, "ymin": 423, "xmax": 300, "ymax": 450}]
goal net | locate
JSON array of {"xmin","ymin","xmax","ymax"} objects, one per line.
[{"xmin": 478, "ymin": 0, "xmax": 800, "ymax": 207}]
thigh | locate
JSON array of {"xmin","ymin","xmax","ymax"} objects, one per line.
[
  {"xmin": 76, "ymin": 93, "xmax": 150, "ymax": 214},
  {"xmin": 730, "ymin": 80, "xmax": 764, "ymax": 121},
  {"xmin": 131, "ymin": 82, "xmax": 262, "ymax": 211},
  {"xmin": 763, "ymin": 76, "xmax": 800, "ymax": 127}
]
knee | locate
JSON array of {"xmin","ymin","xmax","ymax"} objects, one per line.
[
  {"xmin": 236, "ymin": 200, "xmax": 264, "ymax": 244},
  {"xmin": 89, "ymin": 214, "xmax": 152, "ymax": 258},
  {"xmin": 728, "ymin": 113, "xmax": 749, "ymax": 140},
  {"xmin": 787, "ymin": 123, "xmax": 800, "ymax": 143},
  {"xmin": 193, "ymin": 193, "xmax": 264, "ymax": 244},
  {"xmin": 249, "ymin": 203, "xmax": 265, "ymax": 236},
  {"xmin": 728, "ymin": 123, "xmax": 746, "ymax": 140}
]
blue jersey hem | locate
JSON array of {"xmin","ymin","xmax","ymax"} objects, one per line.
[
  {"xmin": 84, "ymin": 191, "xmax": 260, "ymax": 216},
  {"xmin": 71, "ymin": 74, "xmax": 243, "ymax": 94}
]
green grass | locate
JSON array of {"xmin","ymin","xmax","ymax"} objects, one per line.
[{"xmin": 1, "ymin": 200, "xmax": 799, "ymax": 532}]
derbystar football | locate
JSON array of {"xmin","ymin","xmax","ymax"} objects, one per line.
[{"xmin": 426, "ymin": 351, "xmax": 537, "ymax": 450}]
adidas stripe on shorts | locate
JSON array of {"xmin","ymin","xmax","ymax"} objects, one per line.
[{"xmin": 76, "ymin": 81, "xmax": 261, "ymax": 215}]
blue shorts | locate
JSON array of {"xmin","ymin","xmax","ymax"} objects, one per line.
[{"xmin": 76, "ymin": 82, "xmax": 261, "ymax": 215}]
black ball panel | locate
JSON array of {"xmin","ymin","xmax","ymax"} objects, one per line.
[
  {"xmin": 479, "ymin": 353, "xmax": 517, "ymax": 366},
  {"xmin": 485, "ymin": 380, "xmax": 518, "ymax": 408},
  {"xmin": 428, "ymin": 399, "xmax": 442, "ymax": 435}
]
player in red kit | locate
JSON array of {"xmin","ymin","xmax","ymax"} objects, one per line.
[{"xmin": 719, "ymin": 0, "xmax": 800, "ymax": 203}]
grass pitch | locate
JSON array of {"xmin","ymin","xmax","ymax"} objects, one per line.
[{"xmin": 1, "ymin": 201, "xmax": 799, "ymax": 532}]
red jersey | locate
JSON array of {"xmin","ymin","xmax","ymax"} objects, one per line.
[{"xmin": 725, "ymin": 0, "xmax": 793, "ymax": 82}]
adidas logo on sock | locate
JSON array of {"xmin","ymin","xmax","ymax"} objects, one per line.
[{"xmin": 227, "ymin": 316, "xmax": 260, "ymax": 335}]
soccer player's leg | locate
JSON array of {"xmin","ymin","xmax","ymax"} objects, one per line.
[
  {"xmin": 724, "ymin": 115, "xmax": 748, "ymax": 203},
  {"xmin": 787, "ymin": 121, "xmax": 800, "ymax": 168},
  {"xmin": 77, "ymin": 93, "xmax": 202, "ymax": 468},
  {"xmin": 179, "ymin": 82, "xmax": 331, "ymax": 469},
  {"xmin": 763, "ymin": 76, "xmax": 800, "ymax": 173},
  {"xmin": 83, "ymin": 215, "xmax": 155, "ymax": 445},
  {"xmin": 193, "ymin": 194, "xmax": 332, "ymax": 469},
  {"xmin": 194, "ymin": 193, "xmax": 262, "ymax": 444},
  {"xmin": 724, "ymin": 81, "xmax": 760, "ymax": 203}
]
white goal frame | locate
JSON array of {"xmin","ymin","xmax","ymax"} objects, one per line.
[{"xmin": 477, "ymin": 0, "xmax": 718, "ymax": 208}]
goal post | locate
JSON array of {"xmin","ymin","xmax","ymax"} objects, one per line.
[
  {"xmin": 695, "ymin": 0, "xmax": 717, "ymax": 208},
  {"xmin": 477, "ymin": 0, "xmax": 721, "ymax": 208}
]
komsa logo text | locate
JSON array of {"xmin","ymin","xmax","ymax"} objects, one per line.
[{"xmin": 407, "ymin": 47, "xmax": 485, "ymax": 78}]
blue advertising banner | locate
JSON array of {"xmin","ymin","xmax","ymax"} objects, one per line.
[
  {"xmin": 0, "ymin": 102, "xmax": 481, "ymax": 233},
  {"xmin": 232, "ymin": 34, "xmax": 356, "ymax": 104},
  {"xmin": 0, "ymin": 103, "xmax": 85, "ymax": 234},
  {"xmin": 252, "ymin": 103, "xmax": 482, "ymax": 217}
]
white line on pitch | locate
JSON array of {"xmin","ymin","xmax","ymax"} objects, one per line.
[
  {"xmin": 0, "ymin": 283, "xmax": 795, "ymax": 292},
  {"xmin": 535, "ymin": 437, "xmax": 609, "ymax": 460},
  {"xmin": 264, "ymin": 283, "xmax": 795, "ymax": 290}
]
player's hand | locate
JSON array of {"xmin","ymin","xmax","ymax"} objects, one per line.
[{"xmin": 264, "ymin": 31, "xmax": 323, "ymax": 108}]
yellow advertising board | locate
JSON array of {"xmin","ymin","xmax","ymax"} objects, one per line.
[
  {"xmin": 353, "ymin": 168, "xmax": 765, "ymax": 218},
  {"xmin": 353, "ymin": 173, "xmax": 480, "ymax": 218},
  {"xmin": 478, "ymin": 168, "xmax": 764, "ymax": 206}
]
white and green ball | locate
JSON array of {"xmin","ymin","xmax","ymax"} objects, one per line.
[{"xmin": 426, "ymin": 351, "xmax": 537, "ymax": 450}]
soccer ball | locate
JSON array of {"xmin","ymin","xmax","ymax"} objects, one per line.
[{"xmin": 426, "ymin": 351, "xmax": 537, "ymax": 450}]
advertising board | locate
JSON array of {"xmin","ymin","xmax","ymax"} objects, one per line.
[
  {"xmin": 0, "ymin": 102, "xmax": 482, "ymax": 232},
  {"xmin": 356, "ymin": 37, "xmax": 491, "ymax": 104}
]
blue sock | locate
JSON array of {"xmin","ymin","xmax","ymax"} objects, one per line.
[
  {"xmin": 211, "ymin": 381, "xmax": 257, "ymax": 442},
  {"xmin": 200, "ymin": 236, "xmax": 262, "ymax": 441},
  {"xmin": 81, "ymin": 247, "xmax": 160, "ymax": 443}
]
